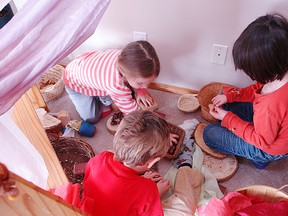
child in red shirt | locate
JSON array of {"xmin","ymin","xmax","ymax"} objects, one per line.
[
  {"xmin": 203, "ymin": 13, "xmax": 288, "ymax": 169},
  {"xmin": 79, "ymin": 110, "xmax": 204, "ymax": 215}
]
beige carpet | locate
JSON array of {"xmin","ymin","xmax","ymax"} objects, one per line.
[{"xmin": 47, "ymin": 88, "xmax": 288, "ymax": 193}]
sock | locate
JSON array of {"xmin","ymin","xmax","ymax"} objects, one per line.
[
  {"xmin": 172, "ymin": 138, "xmax": 194, "ymax": 169},
  {"xmin": 100, "ymin": 104, "xmax": 112, "ymax": 118}
]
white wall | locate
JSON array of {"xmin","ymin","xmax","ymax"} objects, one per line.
[{"xmin": 14, "ymin": 0, "xmax": 288, "ymax": 90}]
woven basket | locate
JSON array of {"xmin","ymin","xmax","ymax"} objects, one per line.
[
  {"xmin": 237, "ymin": 185, "xmax": 288, "ymax": 203},
  {"xmin": 51, "ymin": 137, "xmax": 95, "ymax": 184},
  {"xmin": 38, "ymin": 64, "xmax": 65, "ymax": 103},
  {"xmin": 194, "ymin": 122, "xmax": 227, "ymax": 159},
  {"xmin": 198, "ymin": 82, "xmax": 230, "ymax": 123},
  {"xmin": 165, "ymin": 123, "xmax": 186, "ymax": 159},
  {"xmin": 177, "ymin": 94, "xmax": 200, "ymax": 113}
]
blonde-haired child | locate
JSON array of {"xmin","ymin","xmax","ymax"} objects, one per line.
[{"xmin": 80, "ymin": 110, "xmax": 204, "ymax": 215}]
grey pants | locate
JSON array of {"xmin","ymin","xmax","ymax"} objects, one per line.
[{"xmin": 65, "ymin": 86, "xmax": 112, "ymax": 124}]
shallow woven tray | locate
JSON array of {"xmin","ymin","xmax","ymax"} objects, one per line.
[
  {"xmin": 194, "ymin": 122, "xmax": 227, "ymax": 159},
  {"xmin": 203, "ymin": 152, "xmax": 238, "ymax": 182},
  {"xmin": 197, "ymin": 82, "xmax": 230, "ymax": 123},
  {"xmin": 51, "ymin": 137, "xmax": 95, "ymax": 184},
  {"xmin": 165, "ymin": 122, "xmax": 186, "ymax": 159},
  {"xmin": 177, "ymin": 94, "xmax": 200, "ymax": 113},
  {"xmin": 138, "ymin": 90, "xmax": 158, "ymax": 112},
  {"xmin": 237, "ymin": 185, "xmax": 288, "ymax": 203},
  {"xmin": 38, "ymin": 64, "xmax": 65, "ymax": 103}
]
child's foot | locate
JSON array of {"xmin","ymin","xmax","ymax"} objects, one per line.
[{"xmin": 172, "ymin": 138, "xmax": 194, "ymax": 168}]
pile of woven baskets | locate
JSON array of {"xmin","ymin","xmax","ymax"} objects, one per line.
[{"xmin": 37, "ymin": 64, "xmax": 65, "ymax": 103}]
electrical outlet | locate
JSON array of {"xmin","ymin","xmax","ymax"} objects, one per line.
[
  {"xmin": 133, "ymin": 31, "xmax": 147, "ymax": 41},
  {"xmin": 211, "ymin": 44, "xmax": 228, "ymax": 65}
]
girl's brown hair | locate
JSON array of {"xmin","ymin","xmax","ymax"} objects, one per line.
[
  {"xmin": 117, "ymin": 40, "xmax": 160, "ymax": 78},
  {"xmin": 113, "ymin": 110, "xmax": 170, "ymax": 166}
]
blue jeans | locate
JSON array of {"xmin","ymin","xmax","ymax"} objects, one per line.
[
  {"xmin": 65, "ymin": 87, "xmax": 113, "ymax": 124},
  {"xmin": 203, "ymin": 102, "xmax": 288, "ymax": 168}
]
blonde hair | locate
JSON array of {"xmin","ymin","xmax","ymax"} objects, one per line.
[
  {"xmin": 113, "ymin": 110, "xmax": 170, "ymax": 166},
  {"xmin": 117, "ymin": 40, "xmax": 160, "ymax": 78}
]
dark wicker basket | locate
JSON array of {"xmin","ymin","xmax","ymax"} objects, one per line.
[
  {"xmin": 51, "ymin": 137, "xmax": 95, "ymax": 184},
  {"xmin": 165, "ymin": 123, "xmax": 186, "ymax": 159}
]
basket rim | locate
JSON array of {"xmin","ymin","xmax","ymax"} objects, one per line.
[
  {"xmin": 177, "ymin": 94, "xmax": 200, "ymax": 113},
  {"xmin": 236, "ymin": 184, "xmax": 288, "ymax": 203},
  {"xmin": 197, "ymin": 82, "xmax": 229, "ymax": 106},
  {"xmin": 165, "ymin": 122, "xmax": 186, "ymax": 159}
]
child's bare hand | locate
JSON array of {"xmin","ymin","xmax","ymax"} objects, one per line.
[
  {"xmin": 137, "ymin": 93, "xmax": 153, "ymax": 107},
  {"xmin": 209, "ymin": 105, "xmax": 228, "ymax": 121},
  {"xmin": 211, "ymin": 95, "xmax": 227, "ymax": 107},
  {"xmin": 157, "ymin": 179, "xmax": 171, "ymax": 196},
  {"xmin": 143, "ymin": 171, "xmax": 163, "ymax": 182},
  {"xmin": 170, "ymin": 133, "xmax": 179, "ymax": 146}
]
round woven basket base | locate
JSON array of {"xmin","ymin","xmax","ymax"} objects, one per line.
[
  {"xmin": 236, "ymin": 185, "xmax": 288, "ymax": 203},
  {"xmin": 203, "ymin": 153, "xmax": 238, "ymax": 182},
  {"xmin": 194, "ymin": 122, "xmax": 227, "ymax": 159},
  {"xmin": 177, "ymin": 94, "xmax": 200, "ymax": 113},
  {"xmin": 106, "ymin": 116, "xmax": 119, "ymax": 135}
]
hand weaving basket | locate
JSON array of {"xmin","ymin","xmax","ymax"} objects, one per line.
[
  {"xmin": 197, "ymin": 82, "xmax": 230, "ymax": 123},
  {"xmin": 51, "ymin": 137, "xmax": 95, "ymax": 184},
  {"xmin": 37, "ymin": 64, "xmax": 65, "ymax": 103},
  {"xmin": 236, "ymin": 185, "xmax": 288, "ymax": 203},
  {"xmin": 165, "ymin": 123, "xmax": 186, "ymax": 159},
  {"xmin": 177, "ymin": 94, "xmax": 200, "ymax": 113}
]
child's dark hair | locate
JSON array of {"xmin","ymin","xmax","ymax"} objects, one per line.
[
  {"xmin": 117, "ymin": 40, "xmax": 160, "ymax": 78},
  {"xmin": 232, "ymin": 13, "xmax": 288, "ymax": 84}
]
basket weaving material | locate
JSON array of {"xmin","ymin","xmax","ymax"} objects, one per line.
[
  {"xmin": 51, "ymin": 137, "xmax": 95, "ymax": 184},
  {"xmin": 38, "ymin": 64, "xmax": 65, "ymax": 103},
  {"xmin": 197, "ymin": 82, "xmax": 230, "ymax": 123},
  {"xmin": 237, "ymin": 185, "xmax": 288, "ymax": 203},
  {"xmin": 165, "ymin": 123, "xmax": 186, "ymax": 159},
  {"xmin": 177, "ymin": 94, "xmax": 200, "ymax": 113}
]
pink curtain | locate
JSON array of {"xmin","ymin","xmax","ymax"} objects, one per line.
[{"xmin": 0, "ymin": 0, "xmax": 111, "ymax": 114}]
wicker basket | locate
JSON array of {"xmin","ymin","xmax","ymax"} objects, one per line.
[
  {"xmin": 197, "ymin": 82, "xmax": 230, "ymax": 123},
  {"xmin": 51, "ymin": 137, "xmax": 95, "ymax": 184},
  {"xmin": 38, "ymin": 64, "xmax": 65, "ymax": 103},
  {"xmin": 237, "ymin": 185, "xmax": 288, "ymax": 203},
  {"xmin": 165, "ymin": 123, "xmax": 186, "ymax": 159},
  {"xmin": 177, "ymin": 94, "xmax": 200, "ymax": 113},
  {"xmin": 194, "ymin": 122, "xmax": 227, "ymax": 159}
]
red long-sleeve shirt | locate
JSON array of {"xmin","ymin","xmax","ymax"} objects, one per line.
[
  {"xmin": 221, "ymin": 82, "xmax": 288, "ymax": 155},
  {"xmin": 79, "ymin": 151, "xmax": 163, "ymax": 216},
  {"xmin": 63, "ymin": 50, "xmax": 141, "ymax": 114}
]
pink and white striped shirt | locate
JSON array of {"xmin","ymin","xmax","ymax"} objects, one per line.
[{"xmin": 64, "ymin": 49, "xmax": 141, "ymax": 114}]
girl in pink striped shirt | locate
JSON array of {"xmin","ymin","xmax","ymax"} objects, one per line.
[{"xmin": 64, "ymin": 41, "xmax": 160, "ymax": 124}]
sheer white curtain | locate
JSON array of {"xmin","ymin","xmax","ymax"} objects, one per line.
[
  {"xmin": 0, "ymin": 0, "xmax": 110, "ymax": 188},
  {"xmin": 0, "ymin": 0, "xmax": 111, "ymax": 115}
]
